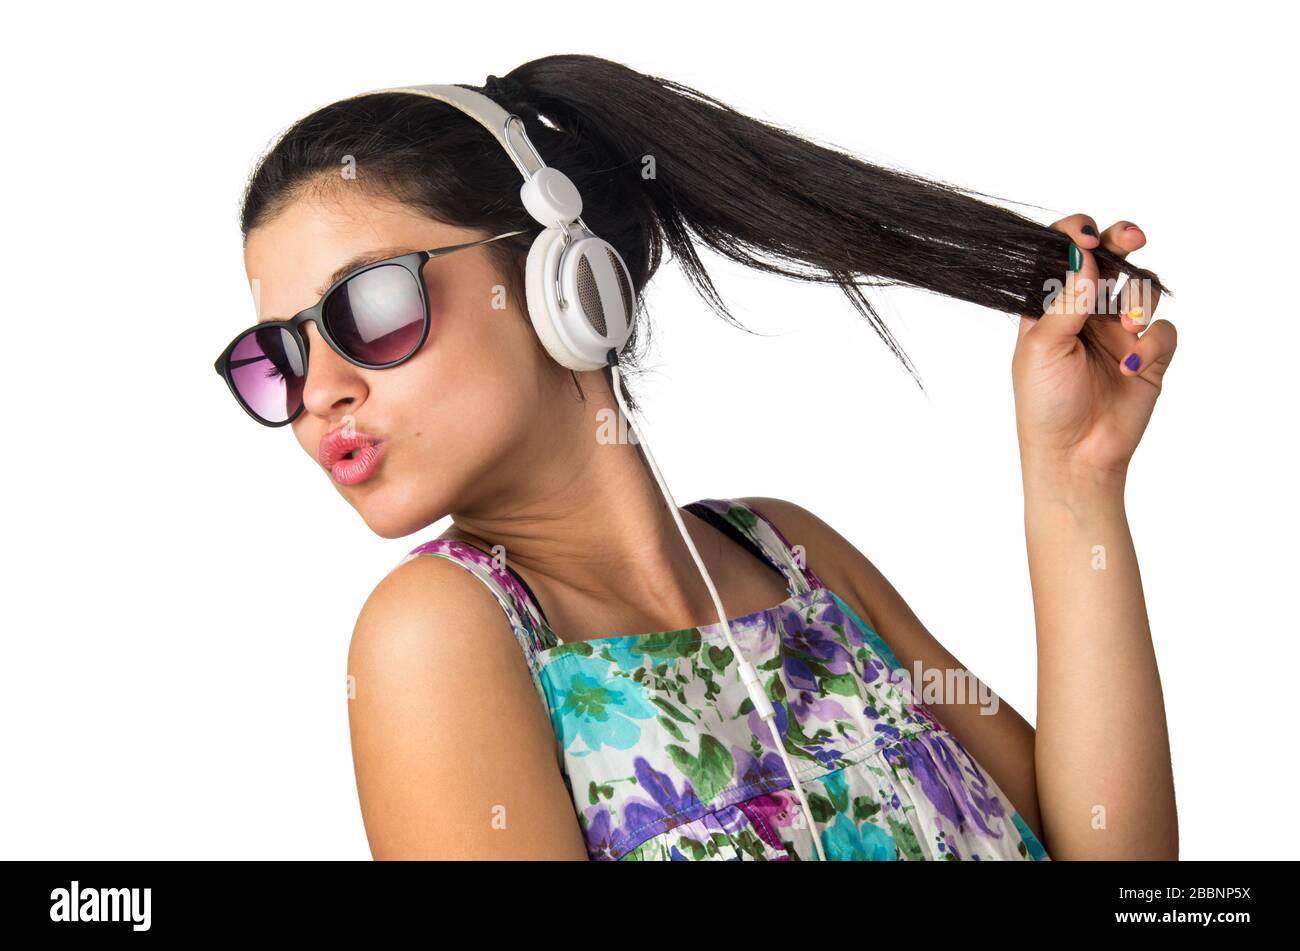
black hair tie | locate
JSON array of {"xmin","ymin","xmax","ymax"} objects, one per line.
[{"xmin": 483, "ymin": 73, "xmax": 529, "ymax": 109}]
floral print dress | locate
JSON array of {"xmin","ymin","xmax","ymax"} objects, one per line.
[{"xmin": 395, "ymin": 498, "xmax": 1050, "ymax": 862}]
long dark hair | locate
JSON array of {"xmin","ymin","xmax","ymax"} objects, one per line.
[{"xmin": 240, "ymin": 54, "xmax": 1169, "ymax": 411}]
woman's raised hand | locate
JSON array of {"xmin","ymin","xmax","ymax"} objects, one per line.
[{"xmin": 1011, "ymin": 213, "xmax": 1178, "ymax": 487}]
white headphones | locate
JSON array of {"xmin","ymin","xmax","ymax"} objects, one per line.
[{"xmin": 343, "ymin": 82, "xmax": 636, "ymax": 372}]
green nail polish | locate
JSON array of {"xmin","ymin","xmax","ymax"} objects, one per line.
[{"xmin": 1068, "ymin": 243, "xmax": 1083, "ymax": 273}]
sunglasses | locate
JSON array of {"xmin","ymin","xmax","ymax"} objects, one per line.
[{"xmin": 214, "ymin": 229, "xmax": 530, "ymax": 427}]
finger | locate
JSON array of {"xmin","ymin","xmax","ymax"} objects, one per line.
[
  {"xmin": 1042, "ymin": 213, "xmax": 1103, "ymax": 332},
  {"xmin": 1117, "ymin": 318, "xmax": 1178, "ymax": 384},
  {"xmin": 1116, "ymin": 281, "xmax": 1162, "ymax": 343},
  {"xmin": 1049, "ymin": 212, "xmax": 1103, "ymax": 252},
  {"xmin": 1097, "ymin": 220, "xmax": 1159, "ymax": 331},
  {"xmin": 1023, "ymin": 213, "xmax": 1111, "ymax": 340},
  {"xmin": 1116, "ymin": 276, "xmax": 1161, "ymax": 330},
  {"xmin": 1099, "ymin": 220, "xmax": 1147, "ymax": 258},
  {"xmin": 1036, "ymin": 236, "xmax": 1100, "ymax": 339}
]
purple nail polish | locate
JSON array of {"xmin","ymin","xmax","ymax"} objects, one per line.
[{"xmin": 1124, "ymin": 352, "xmax": 1141, "ymax": 371}]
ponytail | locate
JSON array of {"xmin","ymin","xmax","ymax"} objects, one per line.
[{"xmin": 241, "ymin": 54, "xmax": 1170, "ymax": 401}]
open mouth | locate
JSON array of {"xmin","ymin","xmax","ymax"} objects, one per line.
[
  {"xmin": 319, "ymin": 429, "xmax": 384, "ymax": 473},
  {"xmin": 341, "ymin": 442, "xmax": 380, "ymax": 462}
]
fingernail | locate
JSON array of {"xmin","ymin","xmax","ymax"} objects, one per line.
[
  {"xmin": 1081, "ymin": 225, "xmax": 1098, "ymax": 237},
  {"xmin": 1126, "ymin": 306, "xmax": 1147, "ymax": 325},
  {"xmin": 1068, "ymin": 243, "xmax": 1083, "ymax": 272},
  {"xmin": 1124, "ymin": 352, "xmax": 1141, "ymax": 371}
]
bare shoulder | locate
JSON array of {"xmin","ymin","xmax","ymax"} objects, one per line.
[
  {"xmin": 737, "ymin": 493, "xmax": 973, "ymax": 677},
  {"xmin": 736, "ymin": 496, "xmax": 881, "ymax": 629},
  {"xmin": 348, "ymin": 554, "xmax": 517, "ymax": 688},
  {"xmin": 346, "ymin": 553, "xmax": 588, "ymax": 860}
]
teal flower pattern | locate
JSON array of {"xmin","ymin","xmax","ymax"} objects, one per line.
[{"xmin": 543, "ymin": 652, "xmax": 658, "ymax": 755}]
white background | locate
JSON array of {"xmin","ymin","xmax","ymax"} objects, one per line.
[{"xmin": 2, "ymin": 1, "xmax": 1294, "ymax": 860}]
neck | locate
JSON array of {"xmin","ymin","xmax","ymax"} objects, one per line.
[{"xmin": 448, "ymin": 380, "xmax": 736, "ymax": 638}]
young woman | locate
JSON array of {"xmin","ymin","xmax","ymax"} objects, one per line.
[{"xmin": 215, "ymin": 55, "xmax": 1179, "ymax": 861}]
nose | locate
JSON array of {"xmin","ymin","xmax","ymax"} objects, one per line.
[{"xmin": 298, "ymin": 322, "xmax": 371, "ymax": 420}]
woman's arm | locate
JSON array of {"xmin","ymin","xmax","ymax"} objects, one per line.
[
  {"xmin": 1021, "ymin": 470, "xmax": 1178, "ymax": 859},
  {"xmin": 347, "ymin": 556, "xmax": 589, "ymax": 860},
  {"xmin": 1010, "ymin": 213, "xmax": 1180, "ymax": 859}
]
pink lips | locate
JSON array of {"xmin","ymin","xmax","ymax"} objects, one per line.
[{"xmin": 319, "ymin": 427, "xmax": 386, "ymax": 486}]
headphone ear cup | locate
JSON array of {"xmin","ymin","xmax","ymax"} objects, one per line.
[
  {"xmin": 524, "ymin": 228, "xmax": 587, "ymax": 369},
  {"xmin": 524, "ymin": 227, "xmax": 636, "ymax": 371}
]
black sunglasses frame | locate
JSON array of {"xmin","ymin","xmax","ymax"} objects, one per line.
[{"xmin": 214, "ymin": 229, "xmax": 530, "ymax": 427}]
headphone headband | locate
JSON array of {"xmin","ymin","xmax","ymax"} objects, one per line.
[
  {"xmin": 338, "ymin": 80, "xmax": 636, "ymax": 372},
  {"xmin": 344, "ymin": 83, "xmax": 543, "ymax": 184}
]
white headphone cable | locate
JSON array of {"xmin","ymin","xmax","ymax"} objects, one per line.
[{"xmin": 607, "ymin": 352, "xmax": 829, "ymax": 863}]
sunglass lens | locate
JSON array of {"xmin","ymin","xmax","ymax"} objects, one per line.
[
  {"xmin": 324, "ymin": 264, "xmax": 426, "ymax": 365},
  {"xmin": 227, "ymin": 325, "xmax": 306, "ymax": 424}
]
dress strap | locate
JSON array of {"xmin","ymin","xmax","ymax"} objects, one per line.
[
  {"xmin": 685, "ymin": 498, "xmax": 822, "ymax": 595},
  {"xmin": 453, "ymin": 540, "xmax": 556, "ymax": 631},
  {"xmin": 392, "ymin": 539, "xmax": 557, "ymax": 712}
]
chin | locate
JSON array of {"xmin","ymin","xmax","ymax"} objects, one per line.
[
  {"xmin": 363, "ymin": 518, "xmax": 410, "ymax": 541},
  {"xmin": 356, "ymin": 506, "xmax": 421, "ymax": 541},
  {"xmin": 351, "ymin": 484, "xmax": 445, "ymax": 541}
]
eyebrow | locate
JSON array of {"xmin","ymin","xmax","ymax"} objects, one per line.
[{"xmin": 256, "ymin": 247, "xmax": 412, "ymax": 324}]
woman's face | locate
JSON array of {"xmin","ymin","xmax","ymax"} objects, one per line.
[{"xmin": 242, "ymin": 188, "xmax": 573, "ymax": 539}]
